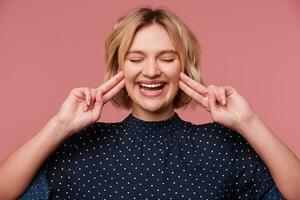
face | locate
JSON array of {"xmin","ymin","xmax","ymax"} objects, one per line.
[{"xmin": 123, "ymin": 23, "xmax": 181, "ymax": 120}]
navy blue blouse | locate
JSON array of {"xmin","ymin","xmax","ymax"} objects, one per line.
[{"xmin": 19, "ymin": 112, "xmax": 285, "ymax": 199}]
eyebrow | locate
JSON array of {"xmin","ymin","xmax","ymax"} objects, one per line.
[{"xmin": 126, "ymin": 49, "xmax": 178, "ymax": 56}]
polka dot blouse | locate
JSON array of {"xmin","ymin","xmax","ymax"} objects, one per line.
[{"xmin": 19, "ymin": 112, "xmax": 285, "ymax": 199}]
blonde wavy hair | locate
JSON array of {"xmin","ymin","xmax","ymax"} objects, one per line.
[{"xmin": 104, "ymin": 7, "xmax": 205, "ymax": 110}]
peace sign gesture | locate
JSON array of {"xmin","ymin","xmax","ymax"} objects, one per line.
[
  {"xmin": 54, "ymin": 71, "xmax": 125, "ymax": 137},
  {"xmin": 179, "ymin": 72, "xmax": 256, "ymax": 132}
]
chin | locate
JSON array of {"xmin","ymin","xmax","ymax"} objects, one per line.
[
  {"xmin": 136, "ymin": 97, "xmax": 174, "ymax": 113},
  {"xmin": 139, "ymin": 102, "xmax": 166, "ymax": 112},
  {"xmin": 129, "ymin": 87, "xmax": 176, "ymax": 113}
]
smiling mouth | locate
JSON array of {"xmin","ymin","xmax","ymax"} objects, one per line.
[
  {"xmin": 139, "ymin": 82, "xmax": 165, "ymax": 90},
  {"xmin": 136, "ymin": 81, "xmax": 166, "ymax": 97}
]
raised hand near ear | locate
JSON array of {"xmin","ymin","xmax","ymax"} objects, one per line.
[
  {"xmin": 179, "ymin": 72, "xmax": 256, "ymax": 132},
  {"xmin": 55, "ymin": 71, "xmax": 125, "ymax": 136}
]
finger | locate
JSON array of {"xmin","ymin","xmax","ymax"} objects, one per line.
[
  {"xmin": 217, "ymin": 87, "xmax": 226, "ymax": 105},
  {"xmin": 92, "ymin": 90, "xmax": 103, "ymax": 121},
  {"xmin": 75, "ymin": 87, "xmax": 89, "ymax": 101},
  {"xmin": 179, "ymin": 80, "xmax": 208, "ymax": 109},
  {"xmin": 87, "ymin": 88, "xmax": 92, "ymax": 106},
  {"xmin": 80, "ymin": 87, "xmax": 91, "ymax": 105},
  {"xmin": 79, "ymin": 87, "xmax": 91, "ymax": 111},
  {"xmin": 102, "ymin": 79, "xmax": 125, "ymax": 104},
  {"xmin": 210, "ymin": 86, "xmax": 223, "ymax": 105},
  {"xmin": 90, "ymin": 89, "xmax": 98, "ymax": 104},
  {"xmin": 180, "ymin": 72, "xmax": 208, "ymax": 95},
  {"xmin": 89, "ymin": 92, "xmax": 96, "ymax": 111},
  {"xmin": 208, "ymin": 91, "xmax": 218, "ymax": 114},
  {"xmin": 224, "ymin": 86, "xmax": 235, "ymax": 97},
  {"xmin": 72, "ymin": 88, "xmax": 85, "ymax": 101},
  {"xmin": 85, "ymin": 88, "xmax": 92, "ymax": 112},
  {"xmin": 95, "ymin": 89, "xmax": 103, "ymax": 104},
  {"xmin": 90, "ymin": 88, "xmax": 103, "ymax": 111},
  {"xmin": 97, "ymin": 71, "xmax": 124, "ymax": 94}
]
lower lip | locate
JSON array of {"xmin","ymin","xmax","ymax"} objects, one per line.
[{"xmin": 138, "ymin": 84, "xmax": 166, "ymax": 97}]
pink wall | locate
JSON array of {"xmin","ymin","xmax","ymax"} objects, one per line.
[{"xmin": 1, "ymin": 0, "xmax": 300, "ymax": 163}]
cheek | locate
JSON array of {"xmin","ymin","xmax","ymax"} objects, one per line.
[
  {"xmin": 123, "ymin": 63, "xmax": 130, "ymax": 76},
  {"xmin": 123, "ymin": 63, "xmax": 135, "ymax": 80},
  {"xmin": 123, "ymin": 61, "xmax": 142, "ymax": 74},
  {"xmin": 123, "ymin": 63, "xmax": 139, "ymax": 90},
  {"xmin": 163, "ymin": 64, "xmax": 181, "ymax": 86}
]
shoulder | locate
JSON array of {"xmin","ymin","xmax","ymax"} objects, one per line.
[
  {"xmin": 64, "ymin": 121, "xmax": 123, "ymax": 144},
  {"xmin": 43, "ymin": 121, "xmax": 122, "ymax": 165},
  {"xmin": 79, "ymin": 121, "xmax": 122, "ymax": 135},
  {"xmin": 184, "ymin": 120, "xmax": 242, "ymax": 144},
  {"xmin": 182, "ymin": 120, "xmax": 256, "ymax": 155}
]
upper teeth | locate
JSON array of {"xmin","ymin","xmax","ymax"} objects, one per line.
[{"xmin": 140, "ymin": 83, "xmax": 163, "ymax": 88}]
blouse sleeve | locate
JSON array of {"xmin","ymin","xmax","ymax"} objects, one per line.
[
  {"xmin": 18, "ymin": 169, "xmax": 49, "ymax": 200},
  {"xmin": 261, "ymin": 185, "xmax": 285, "ymax": 199},
  {"xmin": 230, "ymin": 129, "xmax": 285, "ymax": 200}
]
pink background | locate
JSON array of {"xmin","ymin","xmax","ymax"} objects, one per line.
[{"xmin": 1, "ymin": 0, "xmax": 300, "ymax": 163}]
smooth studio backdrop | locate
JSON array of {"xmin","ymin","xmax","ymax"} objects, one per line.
[{"xmin": 0, "ymin": 0, "xmax": 300, "ymax": 163}]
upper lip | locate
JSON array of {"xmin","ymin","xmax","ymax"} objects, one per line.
[{"xmin": 137, "ymin": 80, "xmax": 166, "ymax": 84}]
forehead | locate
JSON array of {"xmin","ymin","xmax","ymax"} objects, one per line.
[{"xmin": 128, "ymin": 23, "xmax": 176, "ymax": 53}]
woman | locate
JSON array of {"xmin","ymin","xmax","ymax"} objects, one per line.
[{"xmin": 0, "ymin": 7, "xmax": 299, "ymax": 200}]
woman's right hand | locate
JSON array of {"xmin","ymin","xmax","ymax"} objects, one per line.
[
  {"xmin": 0, "ymin": 72, "xmax": 125, "ymax": 200},
  {"xmin": 54, "ymin": 71, "xmax": 125, "ymax": 137}
]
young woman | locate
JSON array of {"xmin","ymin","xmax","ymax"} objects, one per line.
[{"xmin": 0, "ymin": 7, "xmax": 299, "ymax": 200}]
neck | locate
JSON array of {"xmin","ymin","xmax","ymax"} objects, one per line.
[{"xmin": 131, "ymin": 105, "xmax": 175, "ymax": 122}]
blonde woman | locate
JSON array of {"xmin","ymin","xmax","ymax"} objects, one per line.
[{"xmin": 0, "ymin": 7, "xmax": 299, "ymax": 200}]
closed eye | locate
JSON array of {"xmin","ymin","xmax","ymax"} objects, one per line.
[
  {"xmin": 129, "ymin": 59, "xmax": 143, "ymax": 63},
  {"xmin": 161, "ymin": 59, "xmax": 175, "ymax": 63},
  {"xmin": 128, "ymin": 58, "xmax": 175, "ymax": 63}
]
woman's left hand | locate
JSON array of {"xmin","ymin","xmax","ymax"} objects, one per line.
[{"xmin": 179, "ymin": 72, "xmax": 256, "ymax": 132}]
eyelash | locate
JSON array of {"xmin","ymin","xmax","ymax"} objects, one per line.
[{"xmin": 129, "ymin": 59, "xmax": 175, "ymax": 63}]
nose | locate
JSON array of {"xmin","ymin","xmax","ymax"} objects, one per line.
[{"xmin": 142, "ymin": 59, "xmax": 161, "ymax": 77}]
